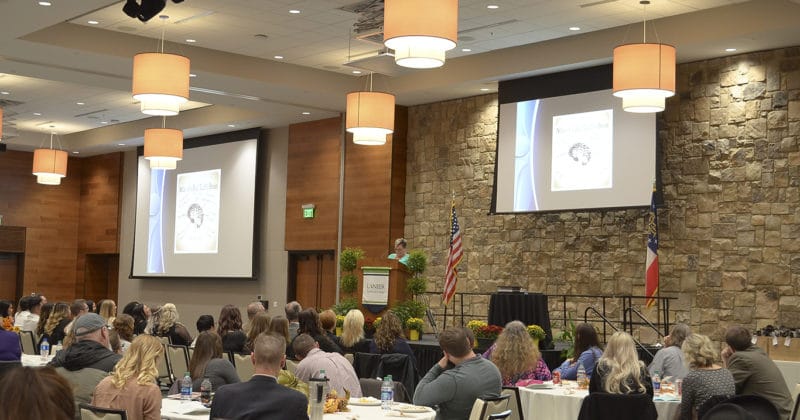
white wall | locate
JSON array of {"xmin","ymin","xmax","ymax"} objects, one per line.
[{"xmin": 117, "ymin": 127, "xmax": 289, "ymax": 335}]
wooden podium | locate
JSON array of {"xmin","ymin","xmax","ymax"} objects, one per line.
[{"xmin": 356, "ymin": 259, "xmax": 410, "ymax": 316}]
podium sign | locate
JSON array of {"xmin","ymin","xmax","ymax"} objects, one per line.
[{"xmin": 362, "ymin": 266, "xmax": 390, "ymax": 314}]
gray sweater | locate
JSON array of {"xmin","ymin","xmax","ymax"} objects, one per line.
[{"xmin": 413, "ymin": 355, "xmax": 502, "ymax": 420}]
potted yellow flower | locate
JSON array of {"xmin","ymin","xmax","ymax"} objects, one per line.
[
  {"xmin": 335, "ymin": 315, "xmax": 345, "ymax": 336},
  {"xmin": 467, "ymin": 320, "xmax": 487, "ymax": 348},
  {"xmin": 527, "ymin": 324, "xmax": 546, "ymax": 348},
  {"xmin": 406, "ymin": 317, "xmax": 424, "ymax": 341}
]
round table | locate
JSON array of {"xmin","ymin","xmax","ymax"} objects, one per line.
[
  {"xmin": 325, "ymin": 403, "xmax": 436, "ymax": 419},
  {"xmin": 160, "ymin": 398, "xmax": 210, "ymax": 420}
]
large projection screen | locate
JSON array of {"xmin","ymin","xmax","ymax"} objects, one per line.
[{"xmin": 131, "ymin": 133, "xmax": 259, "ymax": 279}]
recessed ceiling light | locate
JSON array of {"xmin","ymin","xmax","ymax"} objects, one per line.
[
  {"xmin": 76, "ymin": 102, "xmax": 85, "ymax": 105},
  {"xmin": 274, "ymin": 55, "xmax": 284, "ymax": 59},
  {"xmin": 117, "ymin": 143, "xmax": 125, "ymax": 146},
  {"xmin": 0, "ymin": 91, "xmax": 9, "ymax": 95},
  {"xmin": 725, "ymin": 48, "xmax": 737, "ymax": 52},
  {"xmin": 289, "ymin": 9, "xmax": 301, "ymax": 14},
  {"xmin": 38, "ymin": 1, "xmax": 51, "ymax": 6},
  {"xmin": 461, "ymin": 48, "xmax": 472, "ymax": 52},
  {"xmin": 101, "ymin": 121, "xmax": 108, "ymax": 124},
  {"xmin": 33, "ymin": 112, "xmax": 42, "ymax": 116},
  {"xmin": 227, "ymin": 124, "xmax": 236, "ymax": 128},
  {"xmin": 87, "ymin": 20, "xmax": 99, "ymax": 25},
  {"xmin": 487, "ymin": 4, "xmax": 499, "ymax": 9},
  {"xmin": 352, "ymin": 70, "xmax": 362, "ymax": 74},
  {"xmin": 186, "ymin": 39, "xmax": 196, "ymax": 43},
  {"xmin": 481, "ymin": 88, "xmax": 491, "ymax": 92},
  {"xmin": 301, "ymin": 111, "xmax": 311, "ymax": 115},
  {"xmin": 189, "ymin": 73, "xmax": 197, "ymax": 78},
  {"xmin": 72, "ymin": 151, "xmax": 80, "ymax": 154},
  {"xmin": 569, "ymin": 26, "xmax": 581, "ymax": 31}
]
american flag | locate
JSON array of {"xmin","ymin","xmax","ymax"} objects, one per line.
[
  {"xmin": 645, "ymin": 191, "xmax": 659, "ymax": 308},
  {"xmin": 443, "ymin": 202, "xmax": 463, "ymax": 306}
]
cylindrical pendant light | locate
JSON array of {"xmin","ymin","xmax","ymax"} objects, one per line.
[
  {"xmin": 346, "ymin": 91, "xmax": 395, "ymax": 146},
  {"xmin": 613, "ymin": 43, "xmax": 675, "ymax": 112},
  {"xmin": 132, "ymin": 52, "xmax": 190, "ymax": 116},
  {"xmin": 32, "ymin": 148, "xmax": 68, "ymax": 185},
  {"xmin": 383, "ymin": 0, "xmax": 458, "ymax": 69},
  {"xmin": 144, "ymin": 128, "xmax": 183, "ymax": 170}
]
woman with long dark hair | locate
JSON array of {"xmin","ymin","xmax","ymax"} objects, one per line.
[
  {"xmin": 218, "ymin": 304, "xmax": 247, "ymax": 353},
  {"xmin": 288, "ymin": 308, "xmax": 341, "ymax": 359},
  {"xmin": 122, "ymin": 301, "xmax": 150, "ymax": 335},
  {"xmin": 186, "ymin": 331, "xmax": 240, "ymax": 391},
  {"xmin": 554, "ymin": 322, "xmax": 603, "ymax": 380}
]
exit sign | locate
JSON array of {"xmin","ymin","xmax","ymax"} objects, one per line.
[{"xmin": 303, "ymin": 207, "xmax": 315, "ymax": 219}]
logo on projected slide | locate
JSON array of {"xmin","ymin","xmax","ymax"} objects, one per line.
[{"xmin": 175, "ymin": 169, "xmax": 221, "ymax": 254}]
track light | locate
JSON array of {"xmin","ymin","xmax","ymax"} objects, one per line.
[{"xmin": 122, "ymin": 0, "xmax": 186, "ymax": 22}]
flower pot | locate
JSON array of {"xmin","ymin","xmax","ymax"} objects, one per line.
[
  {"xmin": 409, "ymin": 329, "xmax": 420, "ymax": 341},
  {"xmin": 477, "ymin": 337, "xmax": 495, "ymax": 350},
  {"xmin": 336, "ymin": 327, "xmax": 343, "ymax": 336}
]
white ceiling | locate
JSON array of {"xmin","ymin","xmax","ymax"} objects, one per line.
[{"xmin": 0, "ymin": 0, "xmax": 799, "ymax": 156}]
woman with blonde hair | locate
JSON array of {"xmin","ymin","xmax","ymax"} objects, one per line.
[
  {"xmin": 244, "ymin": 312, "xmax": 271, "ymax": 353},
  {"xmin": 98, "ymin": 299, "xmax": 117, "ymax": 327},
  {"xmin": 92, "ymin": 335, "xmax": 163, "ymax": 420},
  {"xmin": 483, "ymin": 320, "xmax": 551, "ymax": 386},
  {"xmin": 41, "ymin": 302, "xmax": 70, "ymax": 347},
  {"xmin": 340, "ymin": 309, "xmax": 370, "ymax": 354},
  {"xmin": 152, "ymin": 303, "xmax": 192, "ymax": 347},
  {"xmin": 679, "ymin": 333, "xmax": 735, "ymax": 420},
  {"xmin": 267, "ymin": 316, "xmax": 290, "ymax": 342},
  {"xmin": 589, "ymin": 331, "xmax": 652, "ymax": 395}
]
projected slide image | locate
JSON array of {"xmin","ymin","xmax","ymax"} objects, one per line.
[
  {"xmin": 551, "ymin": 109, "xmax": 613, "ymax": 192},
  {"xmin": 175, "ymin": 169, "xmax": 221, "ymax": 254}
]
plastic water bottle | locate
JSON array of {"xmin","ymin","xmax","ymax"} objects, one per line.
[
  {"xmin": 52, "ymin": 340, "xmax": 63, "ymax": 355},
  {"xmin": 200, "ymin": 377, "xmax": 212, "ymax": 404},
  {"xmin": 576, "ymin": 362, "xmax": 587, "ymax": 389},
  {"xmin": 652, "ymin": 371, "xmax": 661, "ymax": 396},
  {"xmin": 309, "ymin": 370, "xmax": 329, "ymax": 420},
  {"xmin": 180, "ymin": 372, "xmax": 193, "ymax": 400},
  {"xmin": 40, "ymin": 338, "xmax": 50, "ymax": 361},
  {"xmin": 381, "ymin": 374, "xmax": 394, "ymax": 411}
]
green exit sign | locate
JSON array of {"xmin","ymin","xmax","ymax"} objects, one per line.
[{"xmin": 303, "ymin": 207, "xmax": 315, "ymax": 219}]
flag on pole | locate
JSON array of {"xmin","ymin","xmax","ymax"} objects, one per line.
[
  {"xmin": 645, "ymin": 190, "xmax": 659, "ymax": 308},
  {"xmin": 442, "ymin": 201, "xmax": 463, "ymax": 306}
]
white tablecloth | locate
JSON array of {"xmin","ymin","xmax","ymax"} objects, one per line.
[
  {"xmin": 774, "ymin": 360, "xmax": 800, "ymax": 392},
  {"xmin": 519, "ymin": 385, "xmax": 681, "ymax": 420},
  {"xmin": 21, "ymin": 354, "xmax": 52, "ymax": 367},
  {"xmin": 160, "ymin": 399, "xmax": 435, "ymax": 420},
  {"xmin": 161, "ymin": 398, "xmax": 210, "ymax": 420}
]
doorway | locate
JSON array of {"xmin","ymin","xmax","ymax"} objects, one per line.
[{"xmin": 288, "ymin": 251, "xmax": 337, "ymax": 310}]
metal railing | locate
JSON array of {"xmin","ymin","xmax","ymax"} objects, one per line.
[{"xmin": 585, "ymin": 306, "xmax": 654, "ymax": 360}]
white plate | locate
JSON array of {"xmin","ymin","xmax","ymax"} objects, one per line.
[
  {"xmin": 526, "ymin": 383, "xmax": 554, "ymax": 389},
  {"xmin": 349, "ymin": 397, "xmax": 382, "ymax": 406},
  {"xmin": 396, "ymin": 404, "xmax": 433, "ymax": 413}
]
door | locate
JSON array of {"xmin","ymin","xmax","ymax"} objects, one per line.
[{"xmin": 288, "ymin": 251, "xmax": 337, "ymax": 310}]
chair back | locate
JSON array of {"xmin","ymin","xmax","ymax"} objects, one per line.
[
  {"xmin": 155, "ymin": 343, "xmax": 171, "ymax": 387},
  {"xmin": 166, "ymin": 344, "xmax": 190, "ymax": 383},
  {"xmin": 18, "ymin": 330, "xmax": 36, "ymax": 355},
  {"xmin": 353, "ymin": 352, "xmax": 382, "ymax": 378},
  {"xmin": 78, "ymin": 403, "xmax": 128, "ymax": 420},
  {"xmin": 488, "ymin": 410, "xmax": 513, "ymax": 420},
  {"xmin": 501, "ymin": 386, "xmax": 524, "ymax": 420},
  {"xmin": 468, "ymin": 394, "xmax": 511, "ymax": 420},
  {"xmin": 233, "ymin": 353, "xmax": 255, "ymax": 381},
  {"xmin": 698, "ymin": 394, "xmax": 735, "ymax": 419},
  {"xmin": 358, "ymin": 378, "xmax": 411, "ymax": 403},
  {"xmin": 0, "ymin": 360, "xmax": 21, "ymax": 379},
  {"xmin": 157, "ymin": 336, "xmax": 171, "ymax": 346},
  {"xmin": 577, "ymin": 392, "xmax": 657, "ymax": 420},
  {"xmin": 285, "ymin": 358, "xmax": 298, "ymax": 374},
  {"xmin": 792, "ymin": 384, "xmax": 800, "ymax": 420},
  {"xmin": 724, "ymin": 395, "xmax": 780, "ymax": 420},
  {"xmin": 344, "ymin": 352, "xmax": 354, "ymax": 365}
]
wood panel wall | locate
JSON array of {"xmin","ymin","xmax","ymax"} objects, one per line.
[{"xmin": 285, "ymin": 117, "xmax": 342, "ymax": 251}]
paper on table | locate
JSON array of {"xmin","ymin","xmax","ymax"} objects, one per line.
[
  {"xmin": 164, "ymin": 400, "xmax": 210, "ymax": 415},
  {"xmin": 654, "ymin": 394, "xmax": 681, "ymax": 402}
]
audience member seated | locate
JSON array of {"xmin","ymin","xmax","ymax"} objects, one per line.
[
  {"xmin": 112, "ymin": 314, "xmax": 135, "ymax": 353},
  {"xmin": 554, "ymin": 323, "xmax": 603, "ymax": 380},
  {"xmin": 152, "ymin": 303, "xmax": 192, "ymax": 347},
  {"xmin": 244, "ymin": 312, "xmax": 271, "ymax": 353},
  {"xmin": 15, "ymin": 294, "xmax": 45, "ymax": 332},
  {"xmin": 285, "ymin": 301, "xmax": 302, "ymax": 341},
  {"xmin": 648, "ymin": 323, "xmax": 690, "ymax": 380},
  {"xmin": 679, "ymin": 333, "xmax": 735, "ymax": 420},
  {"xmin": 13, "ymin": 295, "xmax": 29, "ymax": 326},
  {"xmin": 0, "ymin": 299, "xmax": 14, "ymax": 327},
  {"xmin": 319, "ymin": 309, "xmax": 342, "ymax": 347},
  {"xmin": 722, "ymin": 326, "xmax": 793, "ymax": 420},
  {"xmin": 589, "ymin": 331, "xmax": 652, "ymax": 396},
  {"xmin": 122, "ymin": 301, "xmax": 150, "ymax": 335},
  {"xmin": 219, "ymin": 304, "xmax": 247, "ymax": 353},
  {"xmin": 268, "ymin": 316, "xmax": 290, "ymax": 343},
  {"xmin": 293, "ymin": 333, "xmax": 362, "ymax": 398},
  {"xmin": 288, "ymin": 308, "xmax": 342, "ymax": 359},
  {"xmin": 34, "ymin": 302, "xmax": 54, "ymax": 342},
  {"xmin": 244, "ymin": 301, "xmax": 266, "ymax": 335},
  {"xmin": 0, "ymin": 326, "xmax": 21, "ymax": 362},
  {"xmin": 63, "ymin": 299, "xmax": 91, "ymax": 336},
  {"xmin": 92, "ymin": 335, "xmax": 163, "ymax": 420},
  {"xmin": 369, "ymin": 311, "xmax": 416, "ymax": 370},
  {"xmin": 413, "ymin": 327, "xmax": 502, "ymax": 419},
  {"xmin": 49, "ymin": 313, "xmax": 123, "ymax": 416},
  {"xmin": 483, "ymin": 320, "xmax": 551, "ymax": 386},
  {"xmin": 98, "ymin": 299, "xmax": 117, "ymax": 328},
  {"xmin": 340, "ymin": 309, "xmax": 370, "ymax": 354},
  {"xmin": 86, "ymin": 299, "xmax": 97, "ymax": 314},
  {"xmin": 0, "ymin": 366, "xmax": 75, "ymax": 420},
  {"xmin": 191, "ymin": 314, "xmax": 215, "ymax": 348},
  {"xmin": 187, "ymin": 331, "xmax": 240, "ymax": 391},
  {"xmin": 41, "ymin": 302, "xmax": 71, "ymax": 348},
  {"xmin": 211, "ymin": 334, "xmax": 309, "ymax": 420},
  {"xmin": 108, "ymin": 329, "xmax": 123, "ymax": 355}
]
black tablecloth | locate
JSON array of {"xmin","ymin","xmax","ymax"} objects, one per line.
[{"xmin": 488, "ymin": 292, "xmax": 553, "ymax": 349}]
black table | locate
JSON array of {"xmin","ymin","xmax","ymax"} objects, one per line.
[{"xmin": 488, "ymin": 292, "xmax": 553, "ymax": 349}]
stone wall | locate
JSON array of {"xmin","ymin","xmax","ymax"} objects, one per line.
[{"xmin": 405, "ymin": 47, "xmax": 800, "ymax": 341}]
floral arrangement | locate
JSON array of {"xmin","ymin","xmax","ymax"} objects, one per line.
[
  {"xmin": 372, "ymin": 316, "xmax": 382, "ymax": 330},
  {"xmin": 406, "ymin": 317, "xmax": 424, "ymax": 332},
  {"xmin": 336, "ymin": 315, "xmax": 345, "ymax": 328},
  {"xmin": 527, "ymin": 324, "xmax": 546, "ymax": 341},
  {"xmin": 466, "ymin": 320, "xmax": 487, "ymax": 334},
  {"xmin": 475, "ymin": 324, "xmax": 503, "ymax": 340}
]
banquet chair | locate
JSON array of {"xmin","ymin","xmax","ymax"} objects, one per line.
[
  {"xmin": 156, "ymin": 343, "xmax": 171, "ymax": 388},
  {"xmin": 165, "ymin": 344, "xmax": 190, "ymax": 383},
  {"xmin": 719, "ymin": 395, "xmax": 779, "ymax": 420},
  {"xmin": 358, "ymin": 378, "xmax": 411, "ymax": 403},
  {"xmin": 18, "ymin": 330, "xmax": 36, "ymax": 355},
  {"xmin": 792, "ymin": 392, "xmax": 800, "ymax": 420},
  {"xmin": 501, "ymin": 386, "xmax": 524, "ymax": 420},
  {"xmin": 157, "ymin": 336, "xmax": 171, "ymax": 346},
  {"xmin": 577, "ymin": 392, "xmax": 657, "ymax": 420},
  {"xmin": 697, "ymin": 395, "xmax": 734, "ymax": 419},
  {"xmin": 488, "ymin": 411, "xmax": 513, "ymax": 420},
  {"xmin": 468, "ymin": 394, "xmax": 511, "ymax": 420},
  {"xmin": 233, "ymin": 352, "xmax": 255, "ymax": 381},
  {"xmin": 285, "ymin": 358, "xmax": 298, "ymax": 374},
  {"xmin": 345, "ymin": 352, "xmax": 354, "ymax": 365},
  {"xmin": 78, "ymin": 403, "xmax": 127, "ymax": 420}
]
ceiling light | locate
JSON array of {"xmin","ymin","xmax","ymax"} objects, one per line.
[
  {"xmin": 480, "ymin": 88, "xmax": 490, "ymax": 91},
  {"xmin": 569, "ymin": 27, "xmax": 581, "ymax": 31},
  {"xmin": 33, "ymin": 112, "xmax": 42, "ymax": 116},
  {"xmin": 383, "ymin": 0, "xmax": 458, "ymax": 69},
  {"xmin": 274, "ymin": 55, "xmax": 284, "ymax": 59},
  {"xmin": 132, "ymin": 17, "xmax": 190, "ymax": 116},
  {"xmin": 122, "ymin": 0, "xmax": 167, "ymax": 22},
  {"xmin": 725, "ymin": 48, "xmax": 737, "ymax": 52},
  {"xmin": 144, "ymin": 128, "xmax": 183, "ymax": 170},
  {"xmin": 301, "ymin": 112, "xmax": 311, "ymax": 115},
  {"xmin": 101, "ymin": 121, "xmax": 108, "ymax": 124},
  {"xmin": 72, "ymin": 151, "xmax": 79, "ymax": 154},
  {"xmin": 0, "ymin": 92, "xmax": 9, "ymax": 95},
  {"xmin": 352, "ymin": 70, "xmax": 362, "ymax": 74},
  {"xmin": 118, "ymin": 143, "xmax": 125, "ymax": 146},
  {"xmin": 487, "ymin": 5, "xmax": 499, "ymax": 9},
  {"xmin": 612, "ymin": 1, "xmax": 675, "ymax": 113},
  {"xmin": 189, "ymin": 73, "xmax": 196, "ymax": 78},
  {"xmin": 289, "ymin": 9, "xmax": 300, "ymax": 14},
  {"xmin": 32, "ymin": 134, "xmax": 68, "ymax": 185},
  {"xmin": 38, "ymin": 1, "xmax": 51, "ymax": 6},
  {"xmin": 186, "ymin": 39, "xmax": 196, "ymax": 43},
  {"xmin": 461, "ymin": 48, "xmax": 472, "ymax": 52},
  {"xmin": 76, "ymin": 102, "xmax": 85, "ymax": 105},
  {"xmin": 227, "ymin": 124, "xmax": 236, "ymax": 128},
  {"xmin": 88, "ymin": 20, "xmax": 100, "ymax": 25}
]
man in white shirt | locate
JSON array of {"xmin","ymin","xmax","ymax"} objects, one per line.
[
  {"xmin": 293, "ymin": 333, "xmax": 362, "ymax": 398},
  {"xmin": 14, "ymin": 294, "xmax": 46, "ymax": 332}
]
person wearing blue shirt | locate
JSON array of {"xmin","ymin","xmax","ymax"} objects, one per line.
[
  {"xmin": 555, "ymin": 323, "xmax": 603, "ymax": 380},
  {"xmin": 387, "ymin": 238, "xmax": 410, "ymax": 266}
]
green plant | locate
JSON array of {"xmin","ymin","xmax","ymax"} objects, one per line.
[
  {"xmin": 392, "ymin": 299, "xmax": 427, "ymax": 326},
  {"xmin": 341, "ymin": 274, "xmax": 358, "ymax": 294},
  {"xmin": 527, "ymin": 324, "xmax": 546, "ymax": 341},
  {"xmin": 405, "ymin": 250, "xmax": 428, "ymax": 275},
  {"xmin": 336, "ymin": 315, "xmax": 345, "ymax": 328},
  {"xmin": 339, "ymin": 248, "xmax": 364, "ymax": 272},
  {"xmin": 331, "ymin": 297, "xmax": 359, "ymax": 316},
  {"xmin": 559, "ymin": 315, "xmax": 577, "ymax": 360},
  {"xmin": 406, "ymin": 276, "xmax": 427, "ymax": 295},
  {"xmin": 406, "ymin": 317, "xmax": 424, "ymax": 331}
]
